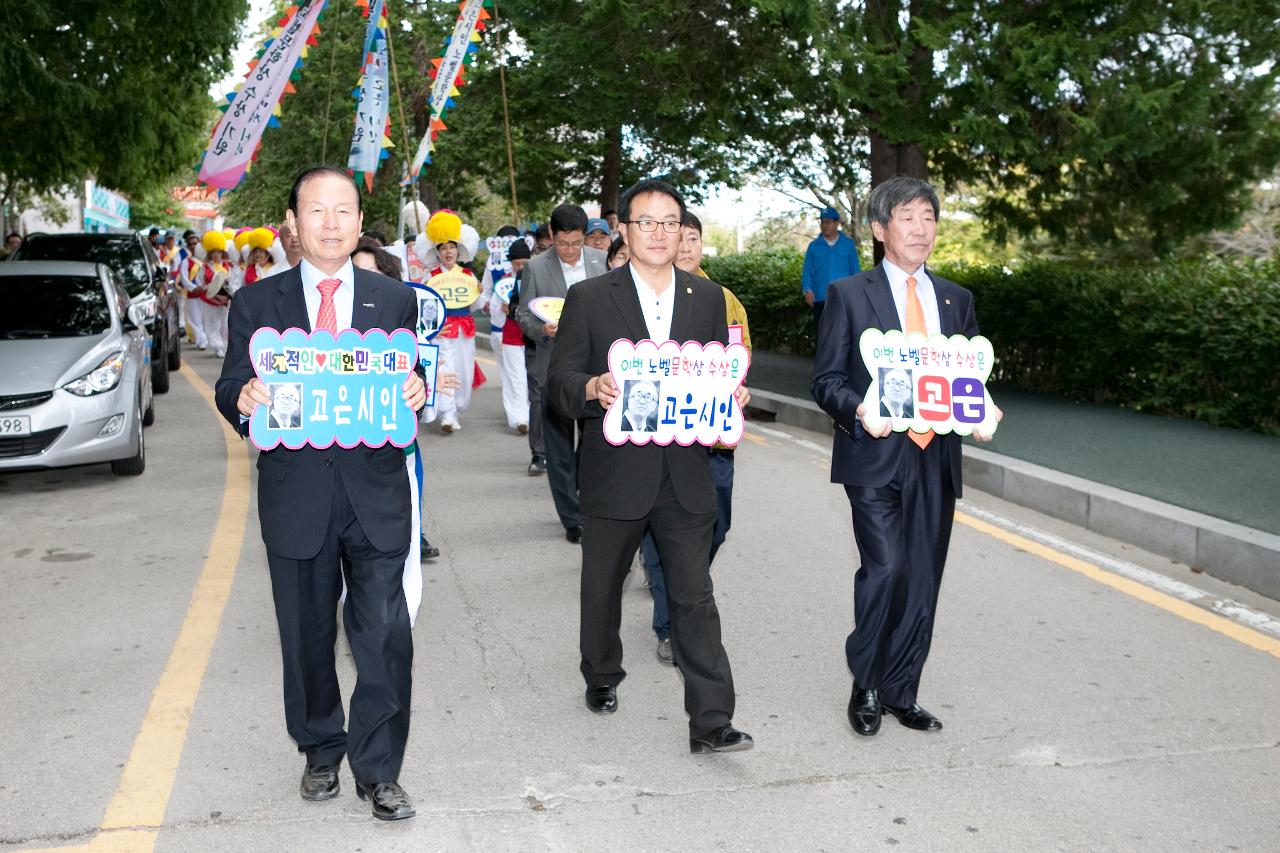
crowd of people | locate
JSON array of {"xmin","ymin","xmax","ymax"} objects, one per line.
[{"xmin": 202, "ymin": 165, "xmax": 992, "ymax": 827}]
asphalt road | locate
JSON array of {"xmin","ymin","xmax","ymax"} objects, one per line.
[{"xmin": 1, "ymin": 349, "xmax": 1277, "ymax": 852}]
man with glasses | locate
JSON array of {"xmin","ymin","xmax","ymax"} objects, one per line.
[
  {"xmin": 547, "ymin": 179, "xmax": 754, "ymax": 755},
  {"xmin": 515, "ymin": 204, "xmax": 608, "ymax": 544}
]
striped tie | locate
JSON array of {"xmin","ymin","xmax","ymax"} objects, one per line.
[
  {"xmin": 315, "ymin": 277, "xmax": 341, "ymax": 334},
  {"xmin": 905, "ymin": 275, "xmax": 933, "ymax": 450}
]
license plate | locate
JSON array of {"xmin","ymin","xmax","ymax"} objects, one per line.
[{"xmin": 0, "ymin": 415, "xmax": 31, "ymax": 436}]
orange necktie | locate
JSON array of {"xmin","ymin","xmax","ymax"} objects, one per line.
[
  {"xmin": 315, "ymin": 277, "xmax": 341, "ymax": 334},
  {"xmin": 905, "ymin": 276, "xmax": 933, "ymax": 450}
]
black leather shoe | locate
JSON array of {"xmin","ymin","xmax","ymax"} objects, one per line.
[
  {"xmin": 420, "ymin": 537, "xmax": 440, "ymax": 561},
  {"xmin": 848, "ymin": 684, "xmax": 881, "ymax": 736},
  {"xmin": 690, "ymin": 725, "xmax": 754, "ymax": 754},
  {"xmin": 355, "ymin": 780, "xmax": 416, "ymax": 821},
  {"xmin": 585, "ymin": 685, "xmax": 617, "ymax": 714},
  {"xmin": 299, "ymin": 763, "xmax": 339, "ymax": 801},
  {"xmin": 566, "ymin": 526, "xmax": 584, "ymax": 544},
  {"xmin": 883, "ymin": 702, "xmax": 943, "ymax": 732}
]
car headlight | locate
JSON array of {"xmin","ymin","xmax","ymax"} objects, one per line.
[{"xmin": 63, "ymin": 351, "xmax": 126, "ymax": 396}]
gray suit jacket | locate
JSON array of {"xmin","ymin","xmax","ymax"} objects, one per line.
[{"xmin": 515, "ymin": 246, "xmax": 608, "ymax": 383}]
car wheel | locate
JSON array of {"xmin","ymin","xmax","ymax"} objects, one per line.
[
  {"xmin": 111, "ymin": 399, "xmax": 146, "ymax": 476},
  {"xmin": 152, "ymin": 324, "xmax": 171, "ymax": 394},
  {"xmin": 167, "ymin": 325, "xmax": 182, "ymax": 370},
  {"xmin": 142, "ymin": 386, "xmax": 156, "ymax": 426}
]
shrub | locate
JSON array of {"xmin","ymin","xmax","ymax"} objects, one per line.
[{"xmin": 705, "ymin": 251, "xmax": 1280, "ymax": 433}]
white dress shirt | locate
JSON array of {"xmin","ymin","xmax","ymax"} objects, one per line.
[
  {"xmin": 300, "ymin": 257, "xmax": 356, "ymax": 331},
  {"xmin": 560, "ymin": 254, "xmax": 588, "ymax": 289},
  {"xmin": 630, "ymin": 264, "xmax": 676, "ymax": 342},
  {"xmin": 883, "ymin": 259, "xmax": 941, "ymax": 336}
]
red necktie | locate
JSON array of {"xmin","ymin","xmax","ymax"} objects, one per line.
[
  {"xmin": 315, "ymin": 277, "xmax": 341, "ymax": 334},
  {"xmin": 905, "ymin": 276, "xmax": 933, "ymax": 450}
]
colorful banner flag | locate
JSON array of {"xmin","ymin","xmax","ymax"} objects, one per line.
[
  {"xmin": 409, "ymin": 0, "xmax": 491, "ymax": 178},
  {"xmin": 348, "ymin": 0, "xmax": 394, "ymax": 190},
  {"xmin": 199, "ymin": 2, "xmax": 328, "ymax": 191}
]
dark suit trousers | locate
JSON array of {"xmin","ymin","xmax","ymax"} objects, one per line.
[
  {"xmin": 266, "ymin": 467, "xmax": 413, "ymax": 785},
  {"xmin": 843, "ymin": 438, "xmax": 955, "ymax": 709},
  {"xmin": 580, "ymin": 461, "xmax": 735, "ymax": 737},
  {"xmin": 524, "ymin": 346, "xmax": 544, "ymax": 458},
  {"xmin": 541, "ymin": 395, "xmax": 581, "ymax": 530}
]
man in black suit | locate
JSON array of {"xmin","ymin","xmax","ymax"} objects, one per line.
[
  {"xmin": 547, "ymin": 179, "xmax": 753, "ymax": 754},
  {"xmin": 215, "ymin": 167, "xmax": 426, "ymax": 820},
  {"xmin": 811, "ymin": 176, "xmax": 999, "ymax": 738}
]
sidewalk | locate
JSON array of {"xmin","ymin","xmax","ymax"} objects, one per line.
[{"xmin": 744, "ymin": 349, "xmax": 1280, "ymax": 598}]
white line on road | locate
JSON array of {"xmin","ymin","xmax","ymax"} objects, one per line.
[{"xmin": 960, "ymin": 501, "xmax": 1280, "ymax": 640}]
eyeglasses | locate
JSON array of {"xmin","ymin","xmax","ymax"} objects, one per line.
[
  {"xmin": 629, "ymin": 390, "xmax": 657, "ymax": 403},
  {"xmin": 625, "ymin": 218, "xmax": 682, "ymax": 234},
  {"xmin": 554, "ymin": 238, "xmax": 584, "ymax": 250}
]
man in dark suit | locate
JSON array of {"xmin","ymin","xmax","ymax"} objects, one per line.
[
  {"xmin": 811, "ymin": 176, "xmax": 999, "ymax": 738},
  {"xmin": 215, "ymin": 167, "xmax": 426, "ymax": 820},
  {"xmin": 515, "ymin": 204, "xmax": 608, "ymax": 543},
  {"xmin": 547, "ymin": 179, "xmax": 753, "ymax": 754}
]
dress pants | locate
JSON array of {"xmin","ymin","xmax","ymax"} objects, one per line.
[
  {"xmin": 843, "ymin": 437, "xmax": 955, "ymax": 709},
  {"xmin": 524, "ymin": 347, "xmax": 545, "ymax": 458},
  {"xmin": 812, "ymin": 299, "xmax": 826, "ymax": 331},
  {"xmin": 581, "ymin": 460, "xmax": 735, "ymax": 737},
  {"xmin": 542, "ymin": 396, "xmax": 581, "ymax": 530},
  {"xmin": 640, "ymin": 449, "xmax": 735, "ymax": 640},
  {"xmin": 265, "ymin": 467, "xmax": 413, "ymax": 785}
]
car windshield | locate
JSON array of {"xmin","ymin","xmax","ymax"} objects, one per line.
[
  {"xmin": 15, "ymin": 235, "xmax": 150, "ymax": 297},
  {"xmin": 0, "ymin": 275, "xmax": 111, "ymax": 338}
]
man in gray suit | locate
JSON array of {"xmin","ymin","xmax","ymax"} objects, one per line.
[{"xmin": 516, "ymin": 203, "xmax": 608, "ymax": 542}]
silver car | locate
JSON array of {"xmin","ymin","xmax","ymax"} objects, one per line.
[{"xmin": 0, "ymin": 260, "xmax": 154, "ymax": 475}]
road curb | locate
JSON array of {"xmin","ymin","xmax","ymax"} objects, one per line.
[{"xmin": 749, "ymin": 388, "xmax": 1280, "ymax": 600}]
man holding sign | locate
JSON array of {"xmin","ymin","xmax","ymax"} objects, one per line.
[
  {"xmin": 548, "ymin": 179, "xmax": 753, "ymax": 754},
  {"xmin": 215, "ymin": 167, "xmax": 426, "ymax": 821},
  {"xmin": 810, "ymin": 176, "xmax": 998, "ymax": 739}
]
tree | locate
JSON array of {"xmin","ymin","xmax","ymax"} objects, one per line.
[
  {"xmin": 425, "ymin": 0, "xmax": 818, "ymax": 216},
  {"xmin": 748, "ymin": 0, "xmax": 1280, "ymax": 256},
  {"xmin": 0, "ymin": 0, "xmax": 247, "ymax": 197}
]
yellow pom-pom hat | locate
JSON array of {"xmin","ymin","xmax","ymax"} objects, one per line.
[
  {"xmin": 426, "ymin": 210, "xmax": 462, "ymax": 246},
  {"xmin": 233, "ymin": 229, "xmax": 254, "ymax": 251},
  {"xmin": 247, "ymin": 227, "xmax": 275, "ymax": 251},
  {"xmin": 202, "ymin": 230, "xmax": 228, "ymax": 254}
]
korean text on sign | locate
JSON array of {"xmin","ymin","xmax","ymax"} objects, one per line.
[
  {"xmin": 604, "ymin": 339, "xmax": 750, "ymax": 448},
  {"xmin": 248, "ymin": 327, "xmax": 419, "ymax": 451},
  {"xmin": 858, "ymin": 329, "xmax": 999, "ymax": 437}
]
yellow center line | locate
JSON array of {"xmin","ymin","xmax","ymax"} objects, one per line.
[
  {"xmin": 27, "ymin": 364, "xmax": 251, "ymax": 852},
  {"xmin": 955, "ymin": 511, "xmax": 1280, "ymax": 659}
]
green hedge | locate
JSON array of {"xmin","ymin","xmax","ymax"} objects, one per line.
[
  {"xmin": 703, "ymin": 250, "xmax": 812, "ymax": 355},
  {"xmin": 705, "ymin": 252, "xmax": 1280, "ymax": 434}
]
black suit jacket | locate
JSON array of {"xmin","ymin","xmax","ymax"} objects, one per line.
[
  {"xmin": 215, "ymin": 265, "xmax": 421, "ymax": 560},
  {"xmin": 810, "ymin": 265, "xmax": 979, "ymax": 496},
  {"xmin": 547, "ymin": 265, "xmax": 727, "ymax": 520}
]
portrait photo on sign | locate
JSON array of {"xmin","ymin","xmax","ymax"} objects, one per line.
[
  {"xmin": 417, "ymin": 291, "xmax": 443, "ymax": 339},
  {"xmin": 620, "ymin": 379, "xmax": 661, "ymax": 433},
  {"xmin": 878, "ymin": 367, "xmax": 914, "ymax": 420},
  {"xmin": 268, "ymin": 382, "xmax": 303, "ymax": 429}
]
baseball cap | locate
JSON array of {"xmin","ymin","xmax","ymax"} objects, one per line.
[
  {"xmin": 586, "ymin": 217, "xmax": 610, "ymax": 235},
  {"xmin": 819, "ymin": 206, "xmax": 841, "ymax": 221}
]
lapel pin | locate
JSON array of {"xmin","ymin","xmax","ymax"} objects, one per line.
[
  {"xmin": 945, "ymin": 298, "xmax": 951, "ymax": 304},
  {"xmin": 686, "ymin": 287, "xmax": 693, "ymax": 294}
]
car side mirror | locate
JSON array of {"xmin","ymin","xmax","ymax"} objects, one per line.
[{"xmin": 125, "ymin": 304, "xmax": 146, "ymax": 330}]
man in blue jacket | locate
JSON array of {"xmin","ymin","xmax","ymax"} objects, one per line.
[{"xmin": 802, "ymin": 206, "xmax": 861, "ymax": 329}]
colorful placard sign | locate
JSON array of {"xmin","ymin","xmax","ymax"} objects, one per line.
[
  {"xmin": 427, "ymin": 268, "xmax": 480, "ymax": 309},
  {"xmin": 493, "ymin": 274, "xmax": 516, "ymax": 304},
  {"xmin": 858, "ymin": 329, "xmax": 998, "ymax": 437},
  {"xmin": 484, "ymin": 235, "xmax": 522, "ymax": 277},
  {"xmin": 604, "ymin": 339, "xmax": 749, "ymax": 447},
  {"xmin": 248, "ymin": 328, "xmax": 419, "ymax": 451},
  {"xmin": 416, "ymin": 341, "xmax": 440, "ymax": 410},
  {"xmin": 528, "ymin": 296, "xmax": 564, "ymax": 324}
]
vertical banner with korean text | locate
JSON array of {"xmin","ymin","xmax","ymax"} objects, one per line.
[{"xmin": 347, "ymin": 0, "xmax": 393, "ymax": 189}]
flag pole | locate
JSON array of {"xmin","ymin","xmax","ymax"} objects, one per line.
[
  {"xmin": 385, "ymin": 19, "xmax": 423, "ymax": 234},
  {"xmin": 491, "ymin": 0, "xmax": 520, "ymax": 226}
]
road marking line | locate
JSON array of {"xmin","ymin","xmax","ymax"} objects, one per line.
[
  {"xmin": 22, "ymin": 364, "xmax": 252, "ymax": 853},
  {"xmin": 955, "ymin": 509, "xmax": 1280, "ymax": 659},
  {"xmin": 753, "ymin": 418, "xmax": 1280, "ymax": 656},
  {"xmin": 960, "ymin": 503, "xmax": 1280, "ymax": 640}
]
